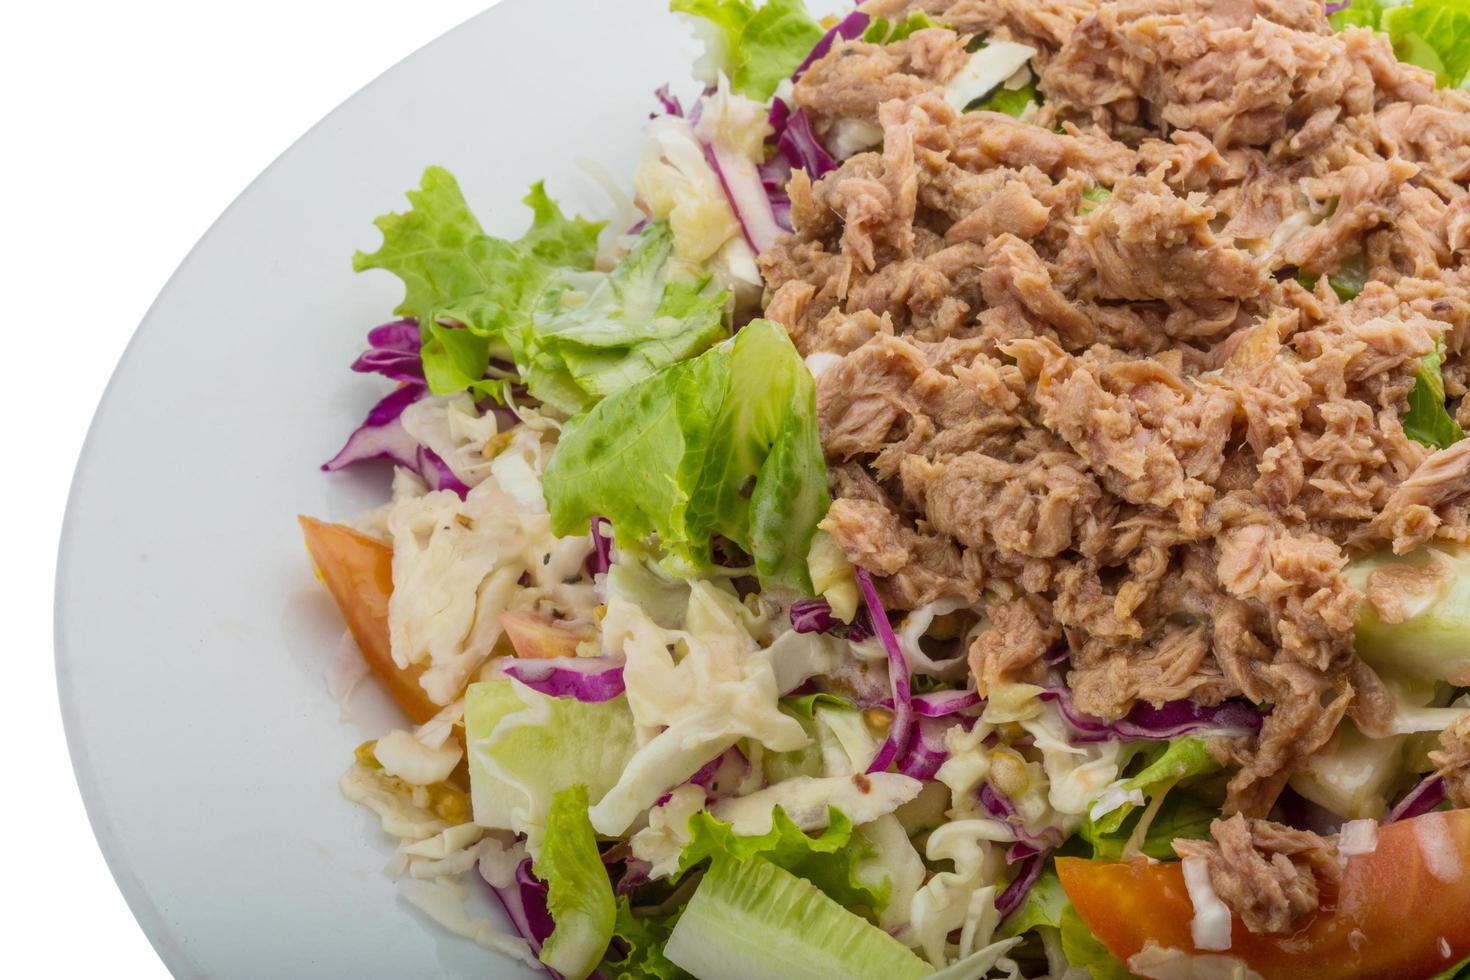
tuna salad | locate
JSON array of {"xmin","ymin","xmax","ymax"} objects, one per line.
[{"xmin": 300, "ymin": 1, "xmax": 1470, "ymax": 977}]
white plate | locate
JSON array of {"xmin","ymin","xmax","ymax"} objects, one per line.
[{"xmin": 52, "ymin": 1, "xmax": 775, "ymax": 976}]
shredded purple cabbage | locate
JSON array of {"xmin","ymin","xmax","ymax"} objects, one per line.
[
  {"xmin": 911, "ymin": 689, "xmax": 983, "ymax": 717},
  {"xmin": 790, "ymin": 598, "xmax": 837, "ymax": 633},
  {"xmin": 979, "ymin": 783, "xmax": 1065, "ymax": 853},
  {"xmin": 502, "ymin": 657, "xmax": 626, "ymax": 702},
  {"xmin": 322, "ymin": 382, "xmax": 426, "ymax": 472},
  {"xmin": 858, "ymin": 569, "xmax": 914, "ymax": 774},
  {"xmin": 416, "ymin": 445, "xmax": 471, "ymax": 499},
  {"xmin": 1323, "ymin": 0, "xmax": 1352, "ymax": 14},
  {"xmin": 792, "ymin": 10, "xmax": 870, "ymax": 81},
  {"xmin": 896, "ymin": 716, "xmax": 950, "ymax": 780},
  {"xmin": 652, "ymin": 83, "xmax": 684, "ymax": 118},
  {"xmin": 1042, "ymin": 686, "xmax": 1265, "ymax": 743},
  {"xmin": 1387, "ymin": 775, "xmax": 1447, "ymax": 823},
  {"xmin": 995, "ymin": 850, "xmax": 1047, "ymax": 919},
  {"xmin": 587, "ymin": 517, "xmax": 614, "ymax": 575},
  {"xmin": 351, "ymin": 319, "xmax": 424, "ymax": 382},
  {"xmin": 488, "ymin": 859, "xmax": 557, "ymax": 961}
]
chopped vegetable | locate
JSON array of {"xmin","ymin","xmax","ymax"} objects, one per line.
[
  {"xmin": 1058, "ymin": 809, "xmax": 1470, "ymax": 979},
  {"xmin": 543, "ymin": 319, "xmax": 828, "ymax": 591},
  {"xmin": 662, "ymin": 852, "xmax": 931, "ymax": 980},
  {"xmin": 1403, "ymin": 347, "xmax": 1465, "ymax": 450},
  {"xmin": 670, "ymin": 0, "xmax": 825, "ymax": 100},
  {"xmin": 534, "ymin": 785, "xmax": 617, "ymax": 979},
  {"xmin": 298, "ymin": 517, "xmax": 437, "ymax": 723}
]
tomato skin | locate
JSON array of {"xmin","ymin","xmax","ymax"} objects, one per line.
[
  {"xmin": 498, "ymin": 610, "xmax": 593, "ymax": 660},
  {"xmin": 1057, "ymin": 809, "xmax": 1470, "ymax": 980},
  {"xmin": 299, "ymin": 516, "xmax": 438, "ymax": 724}
]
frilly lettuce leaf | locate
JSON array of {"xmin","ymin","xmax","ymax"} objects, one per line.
[
  {"xmin": 1403, "ymin": 346, "xmax": 1465, "ymax": 450},
  {"xmin": 543, "ymin": 319, "xmax": 829, "ymax": 591},
  {"xmin": 534, "ymin": 785, "xmax": 617, "ymax": 980},
  {"xmin": 603, "ymin": 899, "xmax": 690, "ymax": 980},
  {"xmin": 356, "ymin": 169, "xmax": 728, "ymax": 410},
  {"xmin": 354, "ymin": 167, "xmax": 603, "ymax": 398},
  {"xmin": 523, "ymin": 222, "xmax": 728, "ymax": 413},
  {"xmin": 464, "ymin": 679, "xmax": 638, "ymax": 852},
  {"xmin": 671, "ymin": 0, "xmax": 824, "ymax": 100},
  {"xmin": 662, "ymin": 850, "xmax": 931, "ymax": 980},
  {"xmin": 679, "ymin": 806, "xmax": 888, "ymax": 914}
]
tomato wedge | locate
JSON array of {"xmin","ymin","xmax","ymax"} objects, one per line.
[
  {"xmin": 498, "ymin": 610, "xmax": 594, "ymax": 659},
  {"xmin": 298, "ymin": 516, "xmax": 438, "ymax": 724},
  {"xmin": 1057, "ymin": 809, "xmax": 1470, "ymax": 980}
]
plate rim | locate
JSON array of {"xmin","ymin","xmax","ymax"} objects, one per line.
[{"xmin": 52, "ymin": 4, "xmax": 507, "ymax": 973}]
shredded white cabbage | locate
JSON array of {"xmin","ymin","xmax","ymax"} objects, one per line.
[
  {"xmin": 631, "ymin": 784, "xmax": 708, "ymax": 880},
  {"xmin": 710, "ymin": 773, "xmax": 922, "ymax": 835},
  {"xmin": 373, "ymin": 729, "xmax": 463, "ymax": 787},
  {"xmin": 910, "ymin": 819, "xmax": 1014, "ymax": 967},
  {"xmin": 399, "ymin": 393, "xmax": 503, "ymax": 488},
  {"xmin": 339, "ymin": 764, "xmax": 448, "ymax": 842},
  {"xmin": 1183, "ymin": 857, "xmax": 1234, "ymax": 951},
  {"xmin": 590, "ymin": 583, "xmax": 814, "ymax": 834},
  {"xmin": 943, "ymin": 41, "xmax": 1038, "ymax": 111},
  {"xmin": 385, "ymin": 425, "xmax": 595, "ymax": 705}
]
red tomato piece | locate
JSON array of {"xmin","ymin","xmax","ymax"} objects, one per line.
[{"xmin": 1057, "ymin": 809, "xmax": 1470, "ymax": 980}]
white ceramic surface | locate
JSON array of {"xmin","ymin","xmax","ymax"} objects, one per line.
[{"xmin": 53, "ymin": 1, "xmax": 823, "ymax": 976}]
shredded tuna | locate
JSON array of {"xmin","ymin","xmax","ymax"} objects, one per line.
[
  {"xmin": 1173, "ymin": 814, "xmax": 1341, "ymax": 936},
  {"xmin": 766, "ymin": 0, "xmax": 1470, "ymax": 929},
  {"xmin": 1432, "ymin": 711, "xmax": 1470, "ymax": 810}
]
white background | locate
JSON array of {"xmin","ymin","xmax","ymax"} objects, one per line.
[{"xmin": 3, "ymin": 2, "xmax": 490, "ymax": 974}]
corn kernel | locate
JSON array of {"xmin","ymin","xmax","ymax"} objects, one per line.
[{"xmin": 988, "ymin": 748, "xmax": 1030, "ymax": 799}]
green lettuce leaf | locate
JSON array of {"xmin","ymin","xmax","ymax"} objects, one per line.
[
  {"xmin": 1404, "ymin": 346, "xmax": 1465, "ymax": 450},
  {"xmin": 1383, "ymin": 0, "xmax": 1470, "ymax": 86},
  {"xmin": 998, "ymin": 869, "xmax": 1068, "ymax": 938},
  {"xmin": 535, "ymin": 785, "xmax": 617, "ymax": 980},
  {"xmin": 1329, "ymin": 0, "xmax": 1470, "ymax": 87},
  {"xmin": 1081, "ymin": 738, "xmax": 1220, "ymax": 859},
  {"xmin": 604, "ymin": 899, "xmax": 691, "ymax": 980},
  {"xmin": 679, "ymin": 806, "xmax": 888, "ymax": 915},
  {"xmin": 862, "ymin": 11, "xmax": 941, "ymax": 43},
  {"xmin": 1329, "ymin": 0, "xmax": 1386, "ymax": 30},
  {"xmin": 973, "ymin": 81, "xmax": 1039, "ymax": 117},
  {"xmin": 670, "ymin": 0, "xmax": 825, "ymax": 100},
  {"xmin": 523, "ymin": 222, "xmax": 728, "ymax": 413},
  {"xmin": 464, "ymin": 679, "xmax": 638, "ymax": 844},
  {"xmin": 353, "ymin": 167, "xmax": 602, "ymax": 398},
  {"xmin": 542, "ymin": 318, "xmax": 829, "ymax": 591},
  {"xmin": 662, "ymin": 853, "xmax": 931, "ymax": 980},
  {"xmin": 1059, "ymin": 904, "xmax": 1133, "ymax": 980}
]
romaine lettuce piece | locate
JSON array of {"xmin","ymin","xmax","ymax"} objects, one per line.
[
  {"xmin": 680, "ymin": 806, "xmax": 889, "ymax": 913},
  {"xmin": 534, "ymin": 786, "xmax": 617, "ymax": 980},
  {"xmin": 464, "ymin": 679, "xmax": 638, "ymax": 851},
  {"xmin": 671, "ymin": 0, "xmax": 824, "ymax": 100},
  {"xmin": 543, "ymin": 319, "xmax": 828, "ymax": 591},
  {"xmin": 662, "ymin": 854, "xmax": 932, "ymax": 980},
  {"xmin": 1347, "ymin": 545, "xmax": 1470, "ymax": 685}
]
